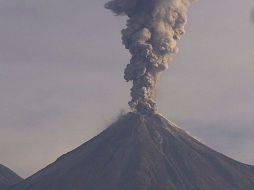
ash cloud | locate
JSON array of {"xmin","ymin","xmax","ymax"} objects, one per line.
[{"xmin": 105, "ymin": 0, "xmax": 196, "ymax": 114}]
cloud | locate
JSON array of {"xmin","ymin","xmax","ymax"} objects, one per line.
[{"xmin": 105, "ymin": 0, "xmax": 196, "ymax": 114}]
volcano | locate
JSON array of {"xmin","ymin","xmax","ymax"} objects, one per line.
[
  {"xmin": 0, "ymin": 164, "xmax": 22, "ymax": 190},
  {"xmin": 10, "ymin": 113, "xmax": 254, "ymax": 190}
]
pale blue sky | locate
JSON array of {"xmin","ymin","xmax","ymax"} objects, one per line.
[{"xmin": 0, "ymin": 0, "xmax": 254, "ymax": 178}]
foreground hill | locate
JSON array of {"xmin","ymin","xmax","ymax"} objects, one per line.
[
  {"xmin": 0, "ymin": 164, "xmax": 22, "ymax": 190},
  {"xmin": 11, "ymin": 113, "xmax": 254, "ymax": 190}
]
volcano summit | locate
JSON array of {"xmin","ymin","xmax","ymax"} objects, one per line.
[{"xmin": 10, "ymin": 113, "xmax": 254, "ymax": 190}]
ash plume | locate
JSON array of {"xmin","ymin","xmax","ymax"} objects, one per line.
[{"xmin": 105, "ymin": 0, "xmax": 196, "ymax": 114}]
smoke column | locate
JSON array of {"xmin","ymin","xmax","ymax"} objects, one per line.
[{"xmin": 105, "ymin": 0, "xmax": 196, "ymax": 114}]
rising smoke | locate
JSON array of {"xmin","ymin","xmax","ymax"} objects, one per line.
[{"xmin": 105, "ymin": 0, "xmax": 196, "ymax": 114}]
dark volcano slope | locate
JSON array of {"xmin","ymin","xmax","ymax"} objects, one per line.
[
  {"xmin": 11, "ymin": 113, "xmax": 254, "ymax": 190},
  {"xmin": 0, "ymin": 164, "xmax": 22, "ymax": 190}
]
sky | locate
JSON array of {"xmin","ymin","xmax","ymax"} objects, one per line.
[{"xmin": 0, "ymin": 0, "xmax": 254, "ymax": 178}]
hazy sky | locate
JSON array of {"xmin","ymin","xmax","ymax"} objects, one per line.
[{"xmin": 0, "ymin": 0, "xmax": 254, "ymax": 178}]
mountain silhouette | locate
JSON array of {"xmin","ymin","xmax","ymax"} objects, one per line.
[
  {"xmin": 11, "ymin": 113, "xmax": 254, "ymax": 190},
  {"xmin": 0, "ymin": 164, "xmax": 22, "ymax": 190}
]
